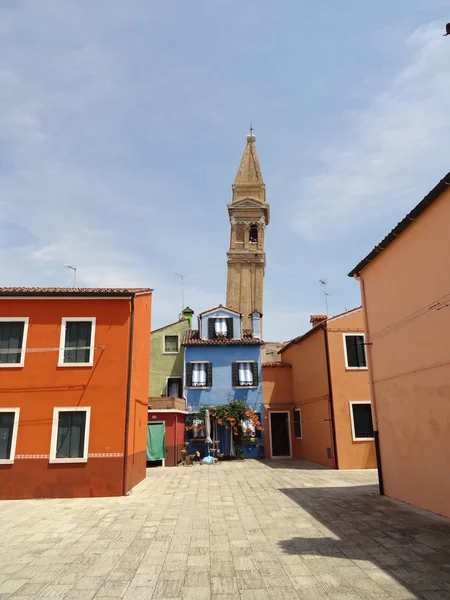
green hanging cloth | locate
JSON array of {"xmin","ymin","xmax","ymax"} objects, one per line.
[{"xmin": 147, "ymin": 423, "xmax": 166, "ymax": 461}]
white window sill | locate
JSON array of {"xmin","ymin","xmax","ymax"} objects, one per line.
[
  {"xmin": 57, "ymin": 362, "xmax": 94, "ymax": 368},
  {"xmin": 0, "ymin": 363, "xmax": 24, "ymax": 368},
  {"xmin": 234, "ymin": 385, "xmax": 258, "ymax": 389},
  {"xmin": 295, "ymin": 436, "xmax": 303, "ymax": 440},
  {"xmin": 0, "ymin": 458, "xmax": 15, "ymax": 465},
  {"xmin": 345, "ymin": 367, "xmax": 368, "ymax": 371},
  {"xmin": 163, "ymin": 351, "xmax": 179, "ymax": 355},
  {"xmin": 352, "ymin": 437, "xmax": 374, "ymax": 442},
  {"xmin": 186, "ymin": 386, "xmax": 211, "ymax": 390},
  {"xmin": 49, "ymin": 457, "xmax": 88, "ymax": 464}
]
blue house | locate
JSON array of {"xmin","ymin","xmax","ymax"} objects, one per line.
[{"xmin": 182, "ymin": 305, "xmax": 264, "ymax": 458}]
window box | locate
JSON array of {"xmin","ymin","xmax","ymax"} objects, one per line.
[
  {"xmin": 49, "ymin": 407, "xmax": 91, "ymax": 463},
  {"xmin": 0, "ymin": 318, "xmax": 29, "ymax": 368},
  {"xmin": 58, "ymin": 318, "xmax": 96, "ymax": 367}
]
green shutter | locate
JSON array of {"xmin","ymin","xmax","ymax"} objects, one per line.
[
  {"xmin": 232, "ymin": 362, "xmax": 239, "ymax": 387},
  {"xmin": 208, "ymin": 319, "xmax": 215, "ymax": 339},
  {"xmin": 206, "ymin": 363, "xmax": 213, "ymax": 387},
  {"xmin": 227, "ymin": 317, "xmax": 234, "ymax": 339},
  {"xmin": 252, "ymin": 362, "xmax": 259, "ymax": 386},
  {"xmin": 186, "ymin": 363, "xmax": 193, "ymax": 387}
]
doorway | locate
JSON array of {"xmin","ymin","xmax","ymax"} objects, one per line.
[
  {"xmin": 269, "ymin": 411, "xmax": 292, "ymax": 458},
  {"xmin": 147, "ymin": 422, "xmax": 166, "ymax": 467}
]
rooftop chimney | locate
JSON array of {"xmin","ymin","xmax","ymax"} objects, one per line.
[
  {"xmin": 180, "ymin": 306, "xmax": 194, "ymax": 328},
  {"xmin": 250, "ymin": 310, "xmax": 263, "ymax": 339},
  {"xmin": 310, "ymin": 314, "xmax": 327, "ymax": 329}
]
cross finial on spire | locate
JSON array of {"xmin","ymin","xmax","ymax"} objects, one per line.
[{"xmin": 249, "ymin": 123, "xmax": 254, "ymax": 135}]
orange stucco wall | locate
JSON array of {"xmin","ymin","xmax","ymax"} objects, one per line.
[
  {"xmin": 327, "ymin": 310, "xmax": 376, "ymax": 469},
  {"xmin": 262, "ymin": 365, "xmax": 294, "ymax": 458},
  {"xmin": 0, "ymin": 295, "xmax": 151, "ymax": 499},
  {"xmin": 282, "ymin": 330, "xmax": 334, "ymax": 467},
  {"xmin": 125, "ymin": 294, "xmax": 152, "ymax": 492},
  {"xmin": 359, "ymin": 187, "xmax": 450, "ymax": 518}
]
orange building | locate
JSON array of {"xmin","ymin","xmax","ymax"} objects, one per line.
[
  {"xmin": 263, "ymin": 307, "xmax": 377, "ymax": 469},
  {"xmin": 0, "ymin": 287, "xmax": 152, "ymax": 500},
  {"xmin": 349, "ymin": 170, "xmax": 450, "ymax": 518}
]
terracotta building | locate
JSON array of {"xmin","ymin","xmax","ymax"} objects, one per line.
[
  {"xmin": 226, "ymin": 133, "xmax": 270, "ymax": 331},
  {"xmin": 349, "ymin": 170, "xmax": 450, "ymax": 518},
  {"xmin": 263, "ymin": 307, "xmax": 376, "ymax": 469},
  {"xmin": 0, "ymin": 287, "xmax": 152, "ymax": 500}
]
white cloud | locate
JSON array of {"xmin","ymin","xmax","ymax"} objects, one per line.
[{"xmin": 294, "ymin": 23, "xmax": 450, "ymax": 240}]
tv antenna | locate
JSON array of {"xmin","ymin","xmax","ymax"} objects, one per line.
[
  {"xmin": 175, "ymin": 272, "xmax": 184, "ymax": 311},
  {"xmin": 65, "ymin": 265, "xmax": 77, "ymax": 287},
  {"xmin": 320, "ymin": 279, "xmax": 330, "ymax": 315}
]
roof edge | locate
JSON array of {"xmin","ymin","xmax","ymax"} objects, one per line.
[{"xmin": 348, "ymin": 172, "xmax": 450, "ymax": 277}]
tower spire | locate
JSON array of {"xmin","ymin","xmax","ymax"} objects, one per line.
[{"xmin": 226, "ymin": 132, "xmax": 270, "ymax": 332}]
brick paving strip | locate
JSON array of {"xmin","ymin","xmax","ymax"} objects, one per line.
[{"xmin": 0, "ymin": 460, "xmax": 449, "ymax": 599}]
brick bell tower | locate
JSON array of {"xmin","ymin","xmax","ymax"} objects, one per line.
[{"xmin": 226, "ymin": 132, "xmax": 270, "ymax": 332}]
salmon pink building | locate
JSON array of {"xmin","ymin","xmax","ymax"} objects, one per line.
[
  {"xmin": 0, "ymin": 287, "xmax": 152, "ymax": 500},
  {"xmin": 349, "ymin": 170, "xmax": 450, "ymax": 518},
  {"xmin": 263, "ymin": 308, "xmax": 376, "ymax": 470}
]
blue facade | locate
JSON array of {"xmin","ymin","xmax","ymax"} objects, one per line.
[
  {"xmin": 183, "ymin": 305, "xmax": 264, "ymax": 458},
  {"xmin": 184, "ymin": 344, "xmax": 262, "ymax": 410}
]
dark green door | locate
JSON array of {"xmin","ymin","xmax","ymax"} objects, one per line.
[{"xmin": 147, "ymin": 423, "xmax": 166, "ymax": 461}]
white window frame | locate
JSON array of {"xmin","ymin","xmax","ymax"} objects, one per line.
[
  {"xmin": 343, "ymin": 333, "xmax": 368, "ymax": 370},
  {"xmin": 58, "ymin": 317, "xmax": 96, "ymax": 367},
  {"xmin": 49, "ymin": 407, "xmax": 91, "ymax": 463},
  {"xmin": 234, "ymin": 360, "xmax": 258, "ymax": 389},
  {"xmin": 0, "ymin": 408, "xmax": 20, "ymax": 464},
  {"xmin": 186, "ymin": 361, "xmax": 211, "ymax": 389},
  {"xmin": 349, "ymin": 401, "xmax": 374, "ymax": 442},
  {"xmin": 166, "ymin": 375, "xmax": 182, "ymax": 396},
  {"xmin": 0, "ymin": 318, "xmax": 29, "ymax": 368},
  {"xmin": 294, "ymin": 408, "xmax": 302, "ymax": 439},
  {"xmin": 162, "ymin": 333, "xmax": 180, "ymax": 355}
]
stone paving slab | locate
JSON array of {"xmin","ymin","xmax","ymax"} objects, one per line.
[{"xmin": 1, "ymin": 460, "xmax": 450, "ymax": 599}]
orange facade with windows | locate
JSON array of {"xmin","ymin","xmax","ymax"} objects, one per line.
[
  {"xmin": 263, "ymin": 308, "xmax": 376, "ymax": 469},
  {"xmin": 0, "ymin": 288, "xmax": 151, "ymax": 500}
]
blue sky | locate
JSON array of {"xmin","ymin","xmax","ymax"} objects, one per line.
[{"xmin": 1, "ymin": 1, "xmax": 449, "ymax": 341}]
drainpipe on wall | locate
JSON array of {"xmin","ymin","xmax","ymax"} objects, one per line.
[
  {"xmin": 122, "ymin": 294, "xmax": 135, "ymax": 496},
  {"xmin": 355, "ymin": 273, "xmax": 384, "ymax": 496},
  {"xmin": 323, "ymin": 324, "xmax": 339, "ymax": 470}
]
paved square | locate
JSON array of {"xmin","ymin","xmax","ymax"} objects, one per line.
[{"xmin": 1, "ymin": 460, "xmax": 450, "ymax": 599}]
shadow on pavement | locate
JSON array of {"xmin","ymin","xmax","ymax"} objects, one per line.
[{"xmin": 277, "ymin": 485, "xmax": 450, "ymax": 599}]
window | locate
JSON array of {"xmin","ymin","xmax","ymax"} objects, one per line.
[
  {"xmin": 350, "ymin": 402, "xmax": 374, "ymax": 441},
  {"xmin": 208, "ymin": 317, "xmax": 234, "ymax": 340},
  {"xmin": 59, "ymin": 318, "xmax": 95, "ymax": 367},
  {"xmin": 186, "ymin": 362, "xmax": 212, "ymax": 388},
  {"xmin": 294, "ymin": 409, "xmax": 302, "ymax": 439},
  {"xmin": 0, "ymin": 408, "xmax": 20, "ymax": 464},
  {"xmin": 344, "ymin": 334, "xmax": 367, "ymax": 369},
  {"xmin": 163, "ymin": 334, "xmax": 179, "ymax": 354},
  {"xmin": 232, "ymin": 361, "xmax": 258, "ymax": 387},
  {"xmin": 50, "ymin": 408, "xmax": 91, "ymax": 463},
  {"xmin": 0, "ymin": 318, "xmax": 28, "ymax": 367},
  {"xmin": 167, "ymin": 377, "xmax": 182, "ymax": 397},
  {"xmin": 249, "ymin": 225, "xmax": 258, "ymax": 243}
]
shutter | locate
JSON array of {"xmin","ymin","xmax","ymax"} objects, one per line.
[
  {"xmin": 232, "ymin": 362, "xmax": 239, "ymax": 387},
  {"xmin": 208, "ymin": 318, "xmax": 215, "ymax": 339},
  {"xmin": 206, "ymin": 363, "xmax": 213, "ymax": 387},
  {"xmin": 227, "ymin": 317, "xmax": 234, "ymax": 339},
  {"xmin": 251, "ymin": 362, "xmax": 259, "ymax": 386},
  {"xmin": 186, "ymin": 363, "xmax": 193, "ymax": 387}
]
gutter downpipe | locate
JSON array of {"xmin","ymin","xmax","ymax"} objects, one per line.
[
  {"xmin": 355, "ymin": 273, "xmax": 384, "ymax": 495},
  {"xmin": 122, "ymin": 294, "xmax": 135, "ymax": 496},
  {"xmin": 323, "ymin": 323, "xmax": 339, "ymax": 470}
]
